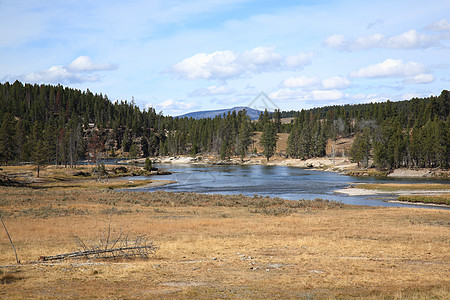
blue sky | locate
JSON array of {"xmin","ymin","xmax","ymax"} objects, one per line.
[{"xmin": 1, "ymin": 0, "xmax": 450, "ymax": 116}]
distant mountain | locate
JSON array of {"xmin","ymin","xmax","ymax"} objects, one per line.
[{"xmin": 178, "ymin": 106, "xmax": 263, "ymax": 120}]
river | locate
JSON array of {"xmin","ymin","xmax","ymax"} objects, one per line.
[{"xmin": 126, "ymin": 164, "xmax": 450, "ymax": 209}]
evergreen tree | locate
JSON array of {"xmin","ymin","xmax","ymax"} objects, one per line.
[
  {"xmin": 236, "ymin": 115, "xmax": 252, "ymax": 161},
  {"xmin": 273, "ymin": 109, "xmax": 282, "ymax": 133},
  {"xmin": 14, "ymin": 119, "xmax": 27, "ymax": 162},
  {"xmin": 298, "ymin": 120, "xmax": 311, "ymax": 159},
  {"xmin": 349, "ymin": 127, "xmax": 372, "ymax": 168},
  {"xmin": 144, "ymin": 157, "xmax": 153, "ymax": 171},
  {"xmin": 31, "ymin": 122, "xmax": 47, "ymax": 177},
  {"xmin": 287, "ymin": 118, "xmax": 300, "ymax": 158},
  {"xmin": 129, "ymin": 143, "xmax": 139, "ymax": 159},
  {"xmin": 0, "ymin": 113, "xmax": 16, "ymax": 164},
  {"xmin": 260, "ymin": 110, "xmax": 278, "ymax": 161}
]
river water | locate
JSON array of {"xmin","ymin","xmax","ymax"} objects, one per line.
[{"xmin": 127, "ymin": 164, "xmax": 449, "ymax": 209}]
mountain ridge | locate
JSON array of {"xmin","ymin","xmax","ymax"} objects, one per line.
[{"xmin": 178, "ymin": 106, "xmax": 263, "ymax": 120}]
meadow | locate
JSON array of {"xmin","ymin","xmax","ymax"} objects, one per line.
[{"xmin": 1, "ymin": 173, "xmax": 449, "ymax": 298}]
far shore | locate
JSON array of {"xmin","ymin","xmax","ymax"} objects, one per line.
[{"xmin": 124, "ymin": 155, "xmax": 449, "ymax": 178}]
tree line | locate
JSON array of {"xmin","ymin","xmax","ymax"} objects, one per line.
[
  {"xmin": 286, "ymin": 90, "xmax": 449, "ymax": 169},
  {"xmin": 0, "ymin": 80, "xmax": 448, "ymax": 170},
  {"xmin": 0, "ymin": 81, "xmax": 260, "ymax": 167}
]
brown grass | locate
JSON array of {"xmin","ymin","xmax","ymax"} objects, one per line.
[
  {"xmin": 1, "ymin": 185, "xmax": 449, "ymax": 299},
  {"xmin": 357, "ymin": 183, "xmax": 450, "ymax": 191},
  {"xmin": 356, "ymin": 183, "xmax": 450, "ymax": 205},
  {"xmin": 397, "ymin": 194, "xmax": 450, "ymax": 205},
  {"xmin": 251, "ymin": 132, "xmax": 289, "ymax": 155}
]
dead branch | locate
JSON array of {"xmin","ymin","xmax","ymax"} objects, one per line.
[
  {"xmin": 38, "ymin": 244, "xmax": 158, "ymax": 261},
  {"xmin": 40, "ymin": 225, "xmax": 158, "ymax": 262}
]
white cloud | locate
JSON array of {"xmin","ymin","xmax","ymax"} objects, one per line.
[
  {"xmin": 385, "ymin": 30, "xmax": 434, "ymax": 49},
  {"xmin": 281, "ymin": 75, "xmax": 350, "ymax": 90},
  {"xmin": 172, "ymin": 47, "xmax": 314, "ymax": 80},
  {"xmin": 269, "ymin": 88, "xmax": 307, "ymax": 102},
  {"xmin": 350, "ymin": 59, "xmax": 427, "ymax": 78},
  {"xmin": 68, "ymin": 56, "xmax": 117, "ymax": 72},
  {"xmin": 324, "ymin": 27, "xmax": 446, "ymax": 51},
  {"xmin": 426, "ymin": 18, "xmax": 450, "ymax": 31},
  {"xmin": 402, "ymin": 73, "xmax": 435, "ymax": 84},
  {"xmin": 155, "ymin": 98, "xmax": 198, "ymax": 115},
  {"xmin": 322, "ymin": 76, "xmax": 351, "ymax": 89},
  {"xmin": 310, "ymin": 90, "xmax": 344, "ymax": 101},
  {"xmin": 285, "ymin": 52, "xmax": 316, "ymax": 68},
  {"xmin": 240, "ymin": 47, "xmax": 282, "ymax": 70},
  {"xmin": 353, "ymin": 34, "xmax": 385, "ymax": 49},
  {"xmin": 349, "ymin": 93, "xmax": 389, "ymax": 104},
  {"xmin": 324, "ymin": 33, "xmax": 385, "ymax": 51},
  {"xmin": 282, "ymin": 76, "xmax": 321, "ymax": 89},
  {"xmin": 188, "ymin": 85, "xmax": 235, "ymax": 97},
  {"xmin": 402, "ymin": 92, "xmax": 425, "ymax": 100},
  {"xmin": 24, "ymin": 65, "xmax": 99, "ymax": 83},
  {"xmin": 323, "ymin": 34, "xmax": 346, "ymax": 49},
  {"xmin": 172, "ymin": 50, "xmax": 239, "ymax": 80},
  {"xmin": 269, "ymin": 88, "xmax": 344, "ymax": 102},
  {"xmin": 21, "ymin": 56, "xmax": 117, "ymax": 84}
]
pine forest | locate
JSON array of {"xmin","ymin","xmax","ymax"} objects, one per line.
[{"xmin": 0, "ymin": 81, "xmax": 449, "ymax": 170}]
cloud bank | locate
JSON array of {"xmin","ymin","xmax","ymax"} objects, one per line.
[
  {"xmin": 22, "ymin": 56, "xmax": 117, "ymax": 84},
  {"xmin": 350, "ymin": 58, "xmax": 427, "ymax": 78},
  {"xmin": 324, "ymin": 19, "xmax": 450, "ymax": 51},
  {"xmin": 172, "ymin": 47, "xmax": 315, "ymax": 80}
]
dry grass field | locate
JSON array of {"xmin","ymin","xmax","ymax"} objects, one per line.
[{"xmin": 1, "ymin": 177, "xmax": 449, "ymax": 299}]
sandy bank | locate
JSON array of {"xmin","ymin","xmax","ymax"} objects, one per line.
[
  {"xmin": 154, "ymin": 155, "xmax": 356, "ymax": 171},
  {"xmin": 387, "ymin": 168, "xmax": 432, "ymax": 177}
]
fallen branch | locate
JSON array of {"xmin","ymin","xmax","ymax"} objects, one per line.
[
  {"xmin": 37, "ymin": 224, "xmax": 158, "ymax": 262},
  {"xmin": 39, "ymin": 244, "xmax": 158, "ymax": 261}
]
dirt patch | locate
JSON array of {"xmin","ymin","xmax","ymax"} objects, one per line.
[{"xmin": 388, "ymin": 169, "xmax": 433, "ymax": 177}]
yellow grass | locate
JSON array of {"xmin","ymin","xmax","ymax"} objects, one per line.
[
  {"xmin": 252, "ymin": 132, "xmax": 289, "ymax": 155},
  {"xmin": 1, "ymin": 186, "xmax": 449, "ymax": 299},
  {"xmin": 357, "ymin": 183, "xmax": 450, "ymax": 191},
  {"xmin": 398, "ymin": 194, "xmax": 450, "ymax": 205}
]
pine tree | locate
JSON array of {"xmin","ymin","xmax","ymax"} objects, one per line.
[
  {"xmin": 236, "ymin": 116, "xmax": 252, "ymax": 161},
  {"xmin": 299, "ymin": 120, "xmax": 311, "ymax": 159},
  {"xmin": 273, "ymin": 109, "xmax": 282, "ymax": 133},
  {"xmin": 31, "ymin": 122, "xmax": 47, "ymax": 177},
  {"xmin": 144, "ymin": 157, "xmax": 153, "ymax": 171},
  {"xmin": 260, "ymin": 110, "xmax": 278, "ymax": 161},
  {"xmin": 0, "ymin": 113, "xmax": 17, "ymax": 164},
  {"xmin": 349, "ymin": 127, "xmax": 372, "ymax": 168},
  {"xmin": 287, "ymin": 118, "xmax": 300, "ymax": 158}
]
